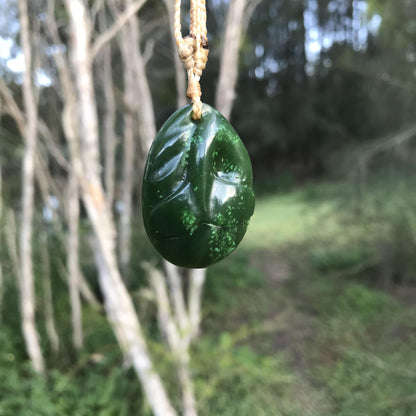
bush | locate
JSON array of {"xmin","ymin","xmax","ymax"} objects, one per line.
[
  {"xmin": 193, "ymin": 335, "xmax": 296, "ymax": 416},
  {"xmin": 0, "ymin": 343, "xmax": 146, "ymax": 416}
]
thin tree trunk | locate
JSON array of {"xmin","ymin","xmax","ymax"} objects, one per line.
[
  {"xmin": 113, "ymin": 0, "xmax": 157, "ymax": 277},
  {"xmin": 188, "ymin": 268, "xmax": 206, "ymax": 341},
  {"xmin": 67, "ymin": 171, "xmax": 83, "ymax": 349},
  {"xmin": 215, "ymin": 0, "xmax": 248, "ymax": 120},
  {"xmin": 4, "ymin": 210, "xmax": 21, "ymax": 296},
  {"xmin": 40, "ymin": 232, "xmax": 60, "ymax": 353},
  {"xmin": 146, "ymin": 264, "xmax": 197, "ymax": 416},
  {"xmin": 164, "ymin": 261, "xmax": 189, "ymax": 333},
  {"xmin": 64, "ymin": 1, "xmax": 177, "ymax": 414},
  {"xmin": 125, "ymin": 0, "xmax": 156, "ymax": 155},
  {"xmin": 99, "ymin": 10, "xmax": 117, "ymax": 211},
  {"xmin": 163, "ymin": 0, "xmax": 187, "ymax": 108},
  {"xmin": 177, "ymin": 355, "xmax": 197, "ymax": 416},
  {"xmin": 79, "ymin": 271, "xmax": 101, "ymax": 310},
  {"xmin": 118, "ymin": 14, "xmax": 136, "ymax": 277},
  {"xmin": 18, "ymin": 0, "xmax": 44, "ymax": 373},
  {"xmin": 0, "ymin": 170, "xmax": 3, "ymax": 326},
  {"xmin": 45, "ymin": 3, "xmax": 84, "ymax": 351}
]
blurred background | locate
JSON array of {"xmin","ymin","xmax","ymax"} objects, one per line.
[{"xmin": 0, "ymin": 0, "xmax": 416, "ymax": 415}]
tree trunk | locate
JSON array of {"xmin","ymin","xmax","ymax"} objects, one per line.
[
  {"xmin": 0, "ymin": 170, "xmax": 3, "ymax": 326},
  {"xmin": 64, "ymin": 1, "xmax": 177, "ymax": 414},
  {"xmin": 188, "ymin": 268, "xmax": 206, "ymax": 341},
  {"xmin": 99, "ymin": 11, "xmax": 117, "ymax": 211},
  {"xmin": 40, "ymin": 232, "xmax": 60, "ymax": 354},
  {"xmin": 18, "ymin": 0, "xmax": 45, "ymax": 373},
  {"xmin": 46, "ymin": 3, "xmax": 84, "ymax": 351},
  {"xmin": 67, "ymin": 171, "xmax": 83, "ymax": 349},
  {"xmin": 118, "ymin": 11, "xmax": 136, "ymax": 278},
  {"xmin": 164, "ymin": 261, "xmax": 189, "ymax": 333},
  {"xmin": 125, "ymin": 0, "xmax": 156, "ymax": 156},
  {"xmin": 163, "ymin": 0, "xmax": 187, "ymax": 108},
  {"xmin": 215, "ymin": 0, "xmax": 248, "ymax": 119},
  {"xmin": 146, "ymin": 264, "xmax": 197, "ymax": 416}
]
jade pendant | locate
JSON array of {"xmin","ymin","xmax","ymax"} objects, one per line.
[{"xmin": 142, "ymin": 103, "xmax": 255, "ymax": 268}]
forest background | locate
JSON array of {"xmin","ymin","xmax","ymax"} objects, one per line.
[{"xmin": 0, "ymin": 0, "xmax": 416, "ymax": 415}]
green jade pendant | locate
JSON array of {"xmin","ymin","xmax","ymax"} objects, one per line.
[{"xmin": 142, "ymin": 103, "xmax": 255, "ymax": 268}]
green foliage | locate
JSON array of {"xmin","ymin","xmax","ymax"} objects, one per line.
[
  {"xmin": 193, "ymin": 337, "xmax": 295, "ymax": 416},
  {"xmin": 205, "ymin": 250, "xmax": 263, "ymax": 304},
  {"xmin": 1, "ymin": 183, "xmax": 416, "ymax": 416},
  {"xmin": 317, "ymin": 344, "xmax": 416, "ymax": 416},
  {"xmin": 308, "ymin": 283, "xmax": 416, "ymax": 416},
  {"xmin": 0, "ymin": 333, "xmax": 146, "ymax": 416}
]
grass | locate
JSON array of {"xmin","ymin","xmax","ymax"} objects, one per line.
[
  {"xmin": 203, "ymin": 181, "xmax": 416, "ymax": 415},
  {"xmin": 1, "ymin": 181, "xmax": 415, "ymax": 415},
  {"xmin": 243, "ymin": 183, "xmax": 364, "ymax": 251}
]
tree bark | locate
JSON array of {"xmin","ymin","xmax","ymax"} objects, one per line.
[
  {"xmin": 67, "ymin": 171, "xmax": 83, "ymax": 349},
  {"xmin": 18, "ymin": 0, "xmax": 45, "ymax": 373},
  {"xmin": 188, "ymin": 268, "xmax": 206, "ymax": 341},
  {"xmin": 113, "ymin": 0, "xmax": 157, "ymax": 276},
  {"xmin": 0, "ymin": 170, "xmax": 3, "ymax": 326},
  {"xmin": 215, "ymin": 0, "xmax": 248, "ymax": 120},
  {"xmin": 99, "ymin": 10, "xmax": 117, "ymax": 211},
  {"xmin": 163, "ymin": 0, "xmax": 187, "ymax": 108},
  {"xmin": 45, "ymin": 2, "xmax": 84, "ymax": 351},
  {"xmin": 64, "ymin": 1, "xmax": 177, "ymax": 414},
  {"xmin": 113, "ymin": 3, "xmax": 200, "ymax": 413},
  {"xmin": 146, "ymin": 264, "xmax": 197, "ymax": 416},
  {"xmin": 164, "ymin": 261, "xmax": 189, "ymax": 333},
  {"xmin": 40, "ymin": 232, "xmax": 60, "ymax": 354},
  {"xmin": 117, "ymin": 7, "xmax": 136, "ymax": 277},
  {"xmin": 125, "ymin": 0, "xmax": 156, "ymax": 156}
]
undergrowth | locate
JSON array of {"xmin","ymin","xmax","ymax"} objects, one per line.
[{"xmin": 1, "ymin": 180, "xmax": 415, "ymax": 415}]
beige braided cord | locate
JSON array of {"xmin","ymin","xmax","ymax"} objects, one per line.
[{"xmin": 174, "ymin": 0, "xmax": 209, "ymax": 120}]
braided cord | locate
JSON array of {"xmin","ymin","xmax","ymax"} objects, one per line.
[{"xmin": 174, "ymin": 0, "xmax": 209, "ymax": 120}]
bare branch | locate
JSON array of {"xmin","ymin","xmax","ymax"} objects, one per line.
[
  {"xmin": 142, "ymin": 38, "xmax": 156, "ymax": 66},
  {"xmin": 79, "ymin": 272, "xmax": 102, "ymax": 309},
  {"xmin": 91, "ymin": 0, "xmax": 106, "ymax": 23},
  {"xmin": 144, "ymin": 262, "xmax": 182, "ymax": 352},
  {"xmin": 358, "ymin": 124, "xmax": 416, "ymax": 165},
  {"xmin": 91, "ymin": 0, "xmax": 147, "ymax": 59},
  {"xmin": 162, "ymin": 0, "xmax": 187, "ymax": 107},
  {"xmin": 38, "ymin": 120, "xmax": 71, "ymax": 172},
  {"xmin": 215, "ymin": 0, "xmax": 248, "ymax": 119},
  {"xmin": 0, "ymin": 77, "xmax": 26, "ymax": 136},
  {"xmin": 243, "ymin": 0, "xmax": 264, "ymax": 32},
  {"xmin": 163, "ymin": 261, "xmax": 189, "ymax": 333}
]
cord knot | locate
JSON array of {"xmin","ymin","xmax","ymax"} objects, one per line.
[
  {"xmin": 178, "ymin": 36, "xmax": 195, "ymax": 71},
  {"xmin": 193, "ymin": 46, "xmax": 208, "ymax": 77},
  {"xmin": 175, "ymin": 0, "xmax": 209, "ymax": 120}
]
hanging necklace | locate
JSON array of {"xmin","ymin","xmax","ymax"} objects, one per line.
[{"xmin": 142, "ymin": 0, "xmax": 255, "ymax": 268}]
